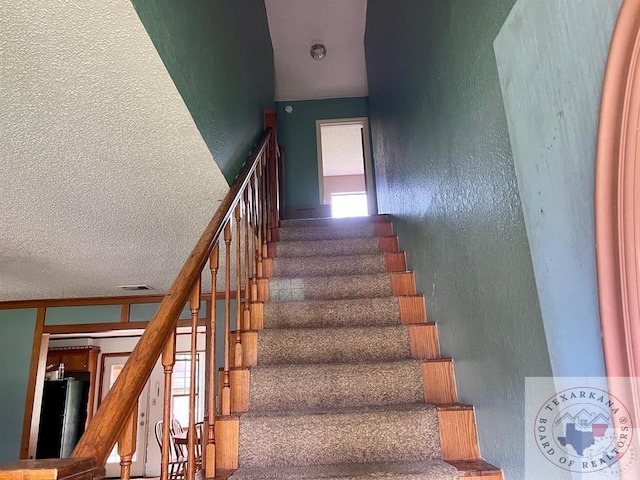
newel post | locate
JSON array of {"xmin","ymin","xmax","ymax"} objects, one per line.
[{"xmin": 264, "ymin": 109, "xmax": 279, "ymax": 231}]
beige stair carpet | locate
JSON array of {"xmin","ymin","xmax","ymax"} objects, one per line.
[{"xmin": 230, "ymin": 217, "xmax": 459, "ymax": 480}]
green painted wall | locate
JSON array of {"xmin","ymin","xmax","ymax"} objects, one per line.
[
  {"xmin": 365, "ymin": 1, "xmax": 552, "ymax": 478},
  {"xmin": 131, "ymin": 0, "xmax": 274, "ymax": 182},
  {"xmin": 495, "ymin": 0, "xmax": 620, "ymax": 379},
  {"xmin": 0, "ymin": 309, "xmax": 37, "ymax": 463},
  {"xmin": 45, "ymin": 305, "xmax": 122, "ymax": 325},
  {"xmin": 275, "ymin": 98, "xmax": 369, "ymax": 208}
]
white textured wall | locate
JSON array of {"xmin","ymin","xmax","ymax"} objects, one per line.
[{"xmin": 0, "ymin": 0, "xmax": 230, "ymax": 300}]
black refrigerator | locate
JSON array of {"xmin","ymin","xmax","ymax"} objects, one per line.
[{"xmin": 36, "ymin": 379, "xmax": 87, "ymax": 458}]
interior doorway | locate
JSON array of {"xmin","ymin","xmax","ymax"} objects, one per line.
[
  {"xmin": 99, "ymin": 353, "xmax": 150, "ymax": 478},
  {"xmin": 316, "ymin": 118, "xmax": 376, "ymax": 217}
]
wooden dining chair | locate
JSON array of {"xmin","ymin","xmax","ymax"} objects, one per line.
[{"xmin": 154, "ymin": 420, "xmax": 187, "ymax": 480}]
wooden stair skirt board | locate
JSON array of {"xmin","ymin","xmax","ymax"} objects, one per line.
[{"xmin": 0, "ymin": 458, "xmax": 104, "ymax": 480}]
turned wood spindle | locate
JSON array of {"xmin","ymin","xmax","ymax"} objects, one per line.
[
  {"xmin": 256, "ymin": 167, "xmax": 264, "ymax": 278},
  {"xmin": 251, "ymin": 173, "xmax": 260, "ymax": 297},
  {"xmin": 205, "ymin": 244, "xmax": 218, "ymax": 477},
  {"xmin": 243, "ymin": 188, "xmax": 251, "ymax": 330},
  {"xmin": 187, "ymin": 280, "xmax": 200, "ymax": 479},
  {"xmin": 234, "ymin": 203, "xmax": 244, "ymax": 368},
  {"xmin": 221, "ymin": 222, "xmax": 232, "ymax": 416},
  {"xmin": 118, "ymin": 404, "xmax": 138, "ymax": 480},
  {"xmin": 160, "ymin": 332, "xmax": 177, "ymax": 480},
  {"xmin": 261, "ymin": 155, "xmax": 269, "ymax": 253}
]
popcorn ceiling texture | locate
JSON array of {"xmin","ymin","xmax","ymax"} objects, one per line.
[{"xmin": 0, "ymin": 0, "xmax": 232, "ymax": 300}]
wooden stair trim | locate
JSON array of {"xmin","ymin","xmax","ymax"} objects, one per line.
[
  {"xmin": 422, "ymin": 359, "xmax": 458, "ymax": 404},
  {"xmin": 373, "ymin": 222, "xmax": 393, "ymax": 236},
  {"xmin": 399, "ymin": 294, "xmax": 428, "ymax": 324},
  {"xmin": 262, "ymin": 258, "xmax": 273, "ymax": 277},
  {"xmin": 408, "ymin": 323, "xmax": 440, "ymax": 359},
  {"xmin": 249, "ymin": 302, "xmax": 264, "ymax": 330},
  {"xmin": 448, "ymin": 459, "xmax": 503, "ymax": 478},
  {"xmin": 391, "ymin": 271, "xmax": 416, "ymax": 295},
  {"xmin": 215, "ymin": 416, "xmax": 240, "ymax": 470},
  {"xmin": 384, "ymin": 251, "xmax": 407, "ymax": 272},
  {"xmin": 256, "ymin": 278, "xmax": 269, "ymax": 302},
  {"xmin": 437, "ymin": 405, "xmax": 481, "ymax": 461},
  {"xmin": 378, "ymin": 235, "xmax": 399, "ymax": 253},
  {"xmin": 228, "ymin": 331, "xmax": 258, "ymax": 368}
]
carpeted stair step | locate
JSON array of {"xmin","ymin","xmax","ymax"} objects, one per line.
[
  {"xmin": 238, "ymin": 404, "xmax": 444, "ymax": 468},
  {"xmin": 257, "ymin": 325, "xmax": 411, "ymax": 365},
  {"xmin": 262, "ymin": 297, "xmax": 401, "ymax": 329},
  {"xmin": 280, "ymin": 215, "xmax": 387, "ymax": 228},
  {"xmin": 274, "ymin": 237, "xmax": 381, "ymax": 258},
  {"xmin": 268, "ymin": 272, "xmax": 392, "ymax": 301},
  {"xmin": 249, "ymin": 359, "xmax": 424, "ymax": 411},
  {"xmin": 230, "ymin": 459, "xmax": 459, "ymax": 480},
  {"xmin": 271, "ymin": 253, "xmax": 387, "ymax": 277},
  {"xmin": 277, "ymin": 223, "xmax": 380, "ymax": 242}
]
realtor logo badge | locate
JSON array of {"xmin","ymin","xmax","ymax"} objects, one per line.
[{"xmin": 534, "ymin": 387, "xmax": 633, "ymax": 474}]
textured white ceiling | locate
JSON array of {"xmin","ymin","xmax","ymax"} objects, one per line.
[
  {"xmin": 265, "ymin": 0, "xmax": 368, "ymax": 101},
  {"xmin": 321, "ymin": 124, "xmax": 365, "ymax": 176},
  {"xmin": 0, "ymin": 0, "xmax": 231, "ymax": 301}
]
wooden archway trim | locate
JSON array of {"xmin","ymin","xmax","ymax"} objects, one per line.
[{"xmin": 596, "ymin": 0, "xmax": 640, "ymax": 381}]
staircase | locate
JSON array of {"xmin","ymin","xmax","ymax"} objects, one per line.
[{"xmin": 216, "ymin": 215, "xmax": 503, "ymax": 480}]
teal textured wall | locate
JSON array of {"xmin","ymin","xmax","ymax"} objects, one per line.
[
  {"xmin": 0, "ymin": 309, "xmax": 37, "ymax": 462},
  {"xmin": 366, "ymin": 1, "xmax": 552, "ymax": 477},
  {"xmin": 275, "ymin": 98, "xmax": 369, "ymax": 208},
  {"xmin": 495, "ymin": 0, "xmax": 621, "ymax": 379},
  {"xmin": 131, "ymin": 0, "xmax": 274, "ymax": 182}
]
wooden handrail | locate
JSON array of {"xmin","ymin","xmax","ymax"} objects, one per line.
[{"xmin": 71, "ymin": 128, "xmax": 272, "ymax": 465}]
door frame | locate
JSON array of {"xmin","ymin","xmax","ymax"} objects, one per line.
[
  {"xmin": 99, "ymin": 352, "xmax": 150, "ymax": 478},
  {"xmin": 596, "ymin": 0, "xmax": 640, "ymax": 426},
  {"xmin": 315, "ymin": 117, "xmax": 377, "ymax": 215}
]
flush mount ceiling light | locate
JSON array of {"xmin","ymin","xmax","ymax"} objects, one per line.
[{"xmin": 310, "ymin": 43, "xmax": 327, "ymax": 60}]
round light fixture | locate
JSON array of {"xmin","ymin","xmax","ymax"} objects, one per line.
[
  {"xmin": 284, "ymin": 105, "xmax": 293, "ymax": 114},
  {"xmin": 310, "ymin": 43, "xmax": 327, "ymax": 60}
]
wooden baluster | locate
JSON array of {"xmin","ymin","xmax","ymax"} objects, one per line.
[
  {"xmin": 187, "ymin": 280, "xmax": 200, "ymax": 479},
  {"xmin": 160, "ymin": 332, "xmax": 177, "ymax": 480},
  {"xmin": 205, "ymin": 245, "xmax": 218, "ymax": 478},
  {"xmin": 250, "ymin": 177, "xmax": 259, "ymax": 302},
  {"xmin": 256, "ymin": 167, "xmax": 264, "ymax": 278},
  {"xmin": 234, "ymin": 203, "xmax": 243, "ymax": 368},
  {"xmin": 243, "ymin": 188, "xmax": 251, "ymax": 330},
  {"xmin": 221, "ymin": 222, "xmax": 232, "ymax": 416},
  {"xmin": 257, "ymin": 165, "xmax": 266, "ymax": 277},
  {"xmin": 262, "ymin": 149, "xmax": 270, "ymax": 242},
  {"xmin": 118, "ymin": 404, "xmax": 138, "ymax": 480},
  {"xmin": 261, "ymin": 154, "xmax": 270, "ymax": 248}
]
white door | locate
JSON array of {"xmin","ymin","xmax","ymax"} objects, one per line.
[{"xmin": 100, "ymin": 354, "xmax": 150, "ymax": 478}]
